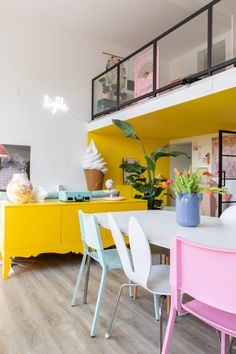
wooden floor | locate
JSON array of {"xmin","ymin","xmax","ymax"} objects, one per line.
[{"xmin": 0, "ymin": 253, "xmax": 222, "ymax": 354}]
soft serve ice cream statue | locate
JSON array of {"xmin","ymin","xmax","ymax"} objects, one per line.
[{"xmin": 82, "ymin": 140, "xmax": 108, "ymax": 191}]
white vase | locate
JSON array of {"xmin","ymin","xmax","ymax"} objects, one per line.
[{"xmin": 7, "ymin": 173, "xmax": 33, "ymax": 204}]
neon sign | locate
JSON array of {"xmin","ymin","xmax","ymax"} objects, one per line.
[{"xmin": 43, "ymin": 95, "xmax": 69, "ymax": 115}]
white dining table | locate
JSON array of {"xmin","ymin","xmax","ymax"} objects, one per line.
[{"xmin": 94, "ymin": 210, "xmax": 236, "ymax": 250}]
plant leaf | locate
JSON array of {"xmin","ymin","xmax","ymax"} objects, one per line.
[
  {"xmin": 120, "ymin": 162, "xmax": 146, "ymax": 174},
  {"xmin": 132, "ymin": 183, "xmax": 148, "ymax": 193},
  {"xmin": 145, "ymin": 156, "xmax": 156, "ymax": 175},
  {"xmin": 151, "ymin": 149, "xmax": 190, "ymax": 162},
  {"xmin": 112, "ymin": 119, "xmax": 140, "ymax": 140}
]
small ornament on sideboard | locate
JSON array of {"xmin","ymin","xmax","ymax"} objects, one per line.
[{"xmin": 7, "ymin": 173, "xmax": 33, "ymax": 204}]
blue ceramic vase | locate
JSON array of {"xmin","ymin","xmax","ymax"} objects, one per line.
[{"xmin": 176, "ymin": 193, "xmax": 202, "ymax": 227}]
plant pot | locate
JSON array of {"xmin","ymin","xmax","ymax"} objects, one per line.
[
  {"xmin": 7, "ymin": 173, "xmax": 33, "ymax": 204},
  {"xmin": 176, "ymin": 193, "xmax": 202, "ymax": 227}
]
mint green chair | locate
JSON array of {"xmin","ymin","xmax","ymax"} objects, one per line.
[{"xmin": 71, "ymin": 210, "xmax": 134, "ymax": 337}]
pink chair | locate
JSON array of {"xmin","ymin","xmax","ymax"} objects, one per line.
[{"xmin": 162, "ymin": 238, "xmax": 236, "ymax": 354}]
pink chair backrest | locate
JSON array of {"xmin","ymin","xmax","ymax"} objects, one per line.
[{"xmin": 170, "ymin": 237, "xmax": 236, "ymax": 315}]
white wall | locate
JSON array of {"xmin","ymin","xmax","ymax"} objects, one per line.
[
  {"xmin": 0, "ymin": 9, "xmax": 129, "ymax": 191},
  {"xmin": 170, "ymin": 133, "xmax": 217, "ymax": 172},
  {"xmin": 169, "ymin": 31, "xmax": 232, "ymax": 81}
]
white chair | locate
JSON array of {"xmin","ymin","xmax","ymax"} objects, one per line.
[
  {"xmin": 220, "ymin": 205, "xmax": 236, "ymax": 222},
  {"xmin": 71, "ymin": 210, "xmax": 133, "ymax": 337},
  {"xmin": 105, "ymin": 213, "xmax": 171, "ymax": 353}
]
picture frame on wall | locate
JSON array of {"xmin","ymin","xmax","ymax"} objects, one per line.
[
  {"xmin": 122, "ymin": 157, "xmax": 139, "ymax": 185},
  {"xmin": 0, "ymin": 144, "xmax": 31, "ymax": 191}
]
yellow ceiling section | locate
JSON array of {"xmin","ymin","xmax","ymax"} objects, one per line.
[{"xmin": 91, "ymin": 87, "xmax": 236, "ymax": 139}]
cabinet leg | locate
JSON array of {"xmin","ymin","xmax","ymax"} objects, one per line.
[{"xmin": 2, "ymin": 256, "xmax": 11, "ymax": 280}]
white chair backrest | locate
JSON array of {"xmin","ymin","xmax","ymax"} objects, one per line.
[
  {"xmin": 79, "ymin": 211, "xmax": 105, "ymax": 266},
  {"xmin": 108, "ymin": 213, "xmax": 152, "ymax": 288},
  {"xmin": 220, "ymin": 205, "xmax": 236, "ymax": 222},
  {"xmin": 128, "ymin": 217, "xmax": 152, "ymax": 288},
  {"xmin": 108, "ymin": 213, "xmax": 133, "ymax": 280}
]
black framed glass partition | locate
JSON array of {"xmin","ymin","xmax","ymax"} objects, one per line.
[
  {"xmin": 92, "ymin": 0, "xmax": 236, "ymax": 120},
  {"xmin": 218, "ymin": 130, "xmax": 236, "ymax": 216}
]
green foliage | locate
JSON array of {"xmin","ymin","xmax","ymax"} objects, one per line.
[
  {"xmin": 113, "ymin": 119, "xmax": 190, "ymax": 209},
  {"xmin": 112, "ymin": 119, "xmax": 140, "ymax": 140},
  {"xmin": 172, "ymin": 167, "xmax": 202, "ymax": 194},
  {"xmin": 172, "ymin": 167, "xmax": 227, "ymax": 196}
]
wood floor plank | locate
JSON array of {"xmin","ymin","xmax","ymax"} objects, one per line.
[{"xmin": 0, "ymin": 253, "xmax": 221, "ymax": 354}]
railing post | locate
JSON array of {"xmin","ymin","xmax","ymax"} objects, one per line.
[
  {"xmin": 153, "ymin": 41, "xmax": 157, "ymax": 96},
  {"xmin": 207, "ymin": 5, "xmax": 213, "ymax": 75},
  {"xmin": 117, "ymin": 64, "xmax": 120, "ymax": 110},
  {"xmin": 91, "ymin": 79, "xmax": 94, "ymax": 120},
  {"xmin": 218, "ymin": 130, "xmax": 223, "ymax": 216}
]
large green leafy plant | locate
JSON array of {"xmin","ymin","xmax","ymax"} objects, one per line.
[{"xmin": 113, "ymin": 119, "xmax": 190, "ymax": 209}]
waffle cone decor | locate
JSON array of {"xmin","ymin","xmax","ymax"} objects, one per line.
[
  {"xmin": 82, "ymin": 140, "xmax": 108, "ymax": 191},
  {"xmin": 84, "ymin": 169, "xmax": 104, "ymax": 191}
]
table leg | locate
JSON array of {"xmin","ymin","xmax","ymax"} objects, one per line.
[
  {"xmin": 166, "ymin": 295, "xmax": 171, "ymax": 315},
  {"xmin": 2, "ymin": 255, "xmax": 11, "ymax": 280}
]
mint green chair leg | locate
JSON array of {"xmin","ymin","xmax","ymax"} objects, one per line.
[
  {"xmin": 90, "ymin": 268, "xmax": 107, "ymax": 337},
  {"xmin": 71, "ymin": 253, "xmax": 87, "ymax": 306},
  {"xmin": 154, "ymin": 294, "xmax": 160, "ymax": 321},
  {"xmin": 83, "ymin": 255, "xmax": 91, "ymax": 304}
]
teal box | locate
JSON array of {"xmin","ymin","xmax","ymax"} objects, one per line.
[{"xmin": 59, "ymin": 191, "xmax": 91, "ymax": 202}]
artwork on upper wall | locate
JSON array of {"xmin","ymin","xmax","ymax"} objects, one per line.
[
  {"xmin": 122, "ymin": 157, "xmax": 139, "ymax": 185},
  {"xmin": 134, "ymin": 45, "xmax": 160, "ymax": 98},
  {"xmin": 212, "ymin": 135, "xmax": 236, "ymax": 178},
  {"xmin": 0, "ymin": 144, "xmax": 31, "ymax": 191}
]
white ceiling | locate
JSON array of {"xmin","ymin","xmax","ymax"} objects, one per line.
[{"xmin": 0, "ymin": 0, "xmax": 213, "ymax": 50}]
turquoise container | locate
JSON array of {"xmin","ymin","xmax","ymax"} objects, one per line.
[{"xmin": 176, "ymin": 193, "xmax": 202, "ymax": 227}]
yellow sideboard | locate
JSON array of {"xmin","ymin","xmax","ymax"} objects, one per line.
[{"xmin": 0, "ymin": 199, "xmax": 147, "ymax": 279}]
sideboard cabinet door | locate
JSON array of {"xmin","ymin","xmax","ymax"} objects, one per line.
[
  {"xmin": 5, "ymin": 205, "xmax": 61, "ymax": 250},
  {"xmin": 60, "ymin": 204, "xmax": 107, "ymax": 253}
]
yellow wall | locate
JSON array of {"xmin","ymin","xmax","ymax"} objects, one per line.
[{"xmin": 88, "ymin": 132, "xmax": 170, "ymax": 199}]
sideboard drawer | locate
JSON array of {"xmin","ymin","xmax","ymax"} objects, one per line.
[
  {"xmin": 5, "ymin": 205, "xmax": 61, "ymax": 250},
  {"xmin": 61, "ymin": 204, "xmax": 107, "ymax": 248}
]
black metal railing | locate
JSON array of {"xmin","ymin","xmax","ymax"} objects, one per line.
[{"xmin": 92, "ymin": 0, "xmax": 236, "ymax": 120}]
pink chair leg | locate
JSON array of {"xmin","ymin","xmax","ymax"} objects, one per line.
[
  {"xmin": 161, "ymin": 306, "xmax": 177, "ymax": 354},
  {"xmin": 221, "ymin": 332, "xmax": 228, "ymax": 354}
]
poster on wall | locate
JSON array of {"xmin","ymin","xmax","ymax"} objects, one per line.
[
  {"xmin": 133, "ymin": 45, "xmax": 160, "ymax": 98},
  {"xmin": 212, "ymin": 135, "xmax": 236, "ymax": 178},
  {"xmin": 0, "ymin": 144, "xmax": 31, "ymax": 191},
  {"xmin": 122, "ymin": 157, "xmax": 139, "ymax": 185}
]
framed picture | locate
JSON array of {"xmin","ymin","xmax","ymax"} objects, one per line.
[
  {"xmin": 122, "ymin": 157, "xmax": 139, "ymax": 185},
  {"xmin": 0, "ymin": 144, "xmax": 31, "ymax": 191}
]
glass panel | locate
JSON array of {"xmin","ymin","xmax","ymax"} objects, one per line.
[
  {"xmin": 120, "ymin": 46, "xmax": 153, "ymax": 104},
  {"xmin": 158, "ymin": 12, "xmax": 208, "ymax": 89},
  {"xmin": 224, "ymin": 180, "xmax": 236, "ymax": 200},
  {"xmin": 221, "ymin": 132, "xmax": 236, "ymax": 157},
  {"xmin": 213, "ymin": 0, "xmax": 236, "ymax": 67},
  {"xmin": 212, "ymin": 133, "xmax": 236, "ymax": 179},
  {"xmin": 93, "ymin": 67, "xmax": 117, "ymax": 116},
  {"xmin": 222, "ymin": 179, "xmax": 236, "ymax": 215}
]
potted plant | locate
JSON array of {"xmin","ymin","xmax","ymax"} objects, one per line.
[
  {"xmin": 113, "ymin": 119, "xmax": 190, "ymax": 209},
  {"xmin": 167, "ymin": 167, "xmax": 230, "ymax": 227}
]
